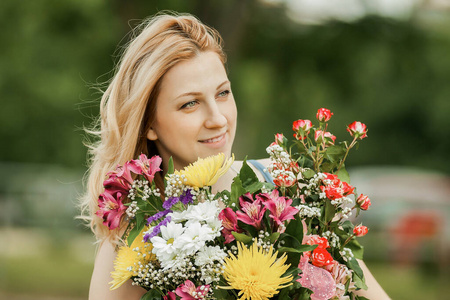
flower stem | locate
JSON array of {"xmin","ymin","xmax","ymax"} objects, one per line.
[{"xmin": 337, "ymin": 136, "xmax": 358, "ymax": 172}]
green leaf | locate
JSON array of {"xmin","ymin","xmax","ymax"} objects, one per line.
[
  {"xmin": 325, "ymin": 145, "xmax": 346, "ymax": 163},
  {"xmin": 353, "ymin": 270, "xmax": 368, "ymax": 290},
  {"xmin": 240, "ymin": 159, "xmax": 259, "ymax": 188},
  {"xmin": 346, "ymin": 239, "xmax": 364, "ymax": 260},
  {"xmin": 135, "ymin": 210, "xmax": 145, "ymax": 228},
  {"xmin": 277, "ymin": 244, "xmax": 316, "ymax": 254},
  {"xmin": 127, "ymin": 223, "xmax": 144, "ymax": 246},
  {"xmin": 322, "ymin": 199, "xmax": 336, "ymax": 223},
  {"xmin": 341, "ymin": 220, "xmax": 354, "ymax": 232},
  {"xmin": 348, "ymin": 257, "xmax": 364, "ymax": 279},
  {"xmin": 212, "ymin": 288, "xmax": 231, "ymax": 298},
  {"xmin": 245, "ymin": 181, "xmax": 265, "ymax": 194},
  {"xmin": 230, "ymin": 175, "xmax": 246, "ymax": 204},
  {"xmin": 302, "ymin": 168, "xmax": 315, "ymax": 179},
  {"xmin": 269, "ymin": 232, "xmax": 280, "ymax": 243},
  {"xmin": 337, "ymin": 167, "xmax": 350, "ymax": 183},
  {"xmin": 140, "ymin": 289, "xmax": 163, "ymax": 300},
  {"xmin": 167, "ymin": 157, "xmax": 174, "ymax": 174},
  {"xmin": 297, "ymin": 287, "xmax": 314, "ymax": 300},
  {"xmin": 232, "ymin": 231, "xmax": 253, "ymax": 244},
  {"xmin": 285, "ymin": 215, "xmax": 304, "ymax": 241}
]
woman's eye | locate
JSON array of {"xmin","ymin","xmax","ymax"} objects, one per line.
[
  {"xmin": 218, "ymin": 90, "xmax": 230, "ymax": 98},
  {"xmin": 180, "ymin": 100, "xmax": 198, "ymax": 109}
]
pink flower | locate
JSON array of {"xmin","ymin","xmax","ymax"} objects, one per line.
[
  {"xmin": 259, "ymin": 190, "xmax": 299, "ymax": 226},
  {"xmin": 236, "ymin": 193, "xmax": 266, "ymax": 229},
  {"xmin": 274, "ymin": 133, "xmax": 285, "ymax": 145},
  {"xmin": 293, "ymin": 119, "xmax": 313, "ymax": 140},
  {"xmin": 219, "ymin": 208, "xmax": 242, "ymax": 243},
  {"xmin": 314, "ymin": 130, "xmax": 336, "ymax": 145},
  {"xmin": 353, "ymin": 225, "xmax": 369, "ymax": 237},
  {"xmin": 163, "ymin": 291, "xmax": 176, "ymax": 300},
  {"xmin": 129, "ymin": 154, "xmax": 162, "ymax": 183},
  {"xmin": 175, "ymin": 280, "xmax": 209, "ymax": 300},
  {"xmin": 347, "ymin": 121, "xmax": 368, "ymax": 140},
  {"xmin": 96, "ymin": 189, "xmax": 127, "ymax": 230},
  {"xmin": 297, "ymin": 255, "xmax": 336, "ymax": 300},
  {"xmin": 316, "ymin": 108, "xmax": 333, "ymax": 122},
  {"xmin": 103, "ymin": 163, "xmax": 134, "ymax": 193},
  {"xmin": 356, "ymin": 194, "xmax": 371, "ymax": 210}
]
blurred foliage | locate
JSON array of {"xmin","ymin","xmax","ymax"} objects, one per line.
[{"xmin": 1, "ymin": 0, "xmax": 450, "ymax": 174}]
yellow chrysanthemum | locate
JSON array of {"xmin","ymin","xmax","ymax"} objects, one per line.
[
  {"xmin": 221, "ymin": 240, "xmax": 293, "ymax": 300},
  {"xmin": 109, "ymin": 228, "xmax": 156, "ymax": 290},
  {"xmin": 174, "ymin": 153, "xmax": 234, "ymax": 188}
]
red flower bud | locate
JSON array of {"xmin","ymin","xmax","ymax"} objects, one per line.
[
  {"xmin": 356, "ymin": 194, "xmax": 371, "ymax": 210},
  {"xmin": 347, "ymin": 121, "xmax": 368, "ymax": 140},
  {"xmin": 316, "ymin": 108, "xmax": 333, "ymax": 122},
  {"xmin": 353, "ymin": 225, "xmax": 369, "ymax": 237}
]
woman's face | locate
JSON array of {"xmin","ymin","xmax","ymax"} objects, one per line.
[{"xmin": 147, "ymin": 51, "xmax": 237, "ymax": 171}]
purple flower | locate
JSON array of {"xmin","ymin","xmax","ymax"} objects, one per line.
[
  {"xmin": 144, "ymin": 216, "xmax": 172, "ymax": 242},
  {"xmin": 180, "ymin": 189, "xmax": 193, "ymax": 205},
  {"xmin": 163, "ymin": 197, "xmax": 179, "ymax": 210},
  {"xmin": 146, "ymin": 209, "xmax": 171, "ymax": 225}
]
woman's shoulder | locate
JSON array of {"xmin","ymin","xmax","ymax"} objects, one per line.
[{"xmin": 89, "ymin": 239, "xmax": 146, "ymax": 300}]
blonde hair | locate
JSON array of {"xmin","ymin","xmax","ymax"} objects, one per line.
[{"xmin": 80, "ymin": 13, "xmax": 226, "ymax": 241}]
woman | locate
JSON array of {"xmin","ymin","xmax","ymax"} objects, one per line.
[{"xmin": 82, "ymin": 13, "xmax": 389, "ymax": 299}]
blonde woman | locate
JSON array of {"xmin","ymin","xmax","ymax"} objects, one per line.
[{"xmin": 81, "ymin": 13, "xmax": 389, "ymax": 300}]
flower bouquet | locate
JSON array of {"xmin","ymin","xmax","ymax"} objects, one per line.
[{"xmin": 96, "ymin": 108, "xmax": 372, "ymax": 300}]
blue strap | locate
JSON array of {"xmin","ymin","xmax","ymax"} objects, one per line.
[{"xmin": 248, "ymin": 160, "xmax": 274, "ymax": 184}]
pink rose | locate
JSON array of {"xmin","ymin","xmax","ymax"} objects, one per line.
[
  {"xmin": 356, "ymin": 194, "xmax": 371, "ymax": 210},
  {"xmin": 353, "ymin": 225, "xmax": 369, "ymax": 237},
  {"xmin": 314, "ymin": 130, "xmax": 336, "ymax": 145},
  {"xmin": 293, "ymin": 119, "xmax": 313, "ymax": 140},
  {"xmin": 347, "ymin": 121, "xmax": 368, "ymax": 140},
  {"xmin": 316, "ymin": 108, "xmax": 333, "ymax": 122},
  {"xmin": 274, "ymin": 133, "xmax": 285, "ymax": 145}
]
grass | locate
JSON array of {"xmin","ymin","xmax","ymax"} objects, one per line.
[{"xmin": 367, "ymin": 261, "xmax": 450, "ymax": 300}]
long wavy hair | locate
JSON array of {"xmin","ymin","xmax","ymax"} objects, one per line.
[{"xmin": 80, "ymin": 13, "xmax": 226, "ymax": 241}]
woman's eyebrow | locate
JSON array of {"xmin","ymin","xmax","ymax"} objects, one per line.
[
  {"xmin": 174, "ymin": 80, "xmax": 230, "ymax": 100},
  {"xmin": 174, "ymin": 91, "xmax": 202, "ymax": 100},
  {"xmin": 216, "ymin": 80, "xmax": 230, "ymax": 90}
]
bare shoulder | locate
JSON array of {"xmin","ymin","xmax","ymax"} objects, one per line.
[{"xmin": 89, "ymin": 239, "xmax": 146, "ymax": 300}]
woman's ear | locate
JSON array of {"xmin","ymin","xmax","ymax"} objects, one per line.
[{"xmin": 147, "ymin": 127, "xmax": 158, "ymax": 141}]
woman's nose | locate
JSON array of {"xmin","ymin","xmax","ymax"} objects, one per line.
[{"xmin": 204, "ymin": 102, "xmax": 227, "ymax": 128}]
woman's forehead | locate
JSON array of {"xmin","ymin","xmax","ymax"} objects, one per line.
[{"xmin": 159, "ymin": 51, "xmax": 228, "ymax": 100}]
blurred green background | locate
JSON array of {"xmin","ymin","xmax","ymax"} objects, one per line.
[{"xmin": 1, "ymin": 0, "xmax": 449, "ymax": 299}]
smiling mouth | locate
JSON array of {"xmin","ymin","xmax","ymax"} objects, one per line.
[{"xmin": 199, "ymin": 133, "xmax": 226, "ymax": 143}]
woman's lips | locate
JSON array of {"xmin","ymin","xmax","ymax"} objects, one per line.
[{"xmin": 199, "ymin": 133, "xmax": 227, "ymax": 147}]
